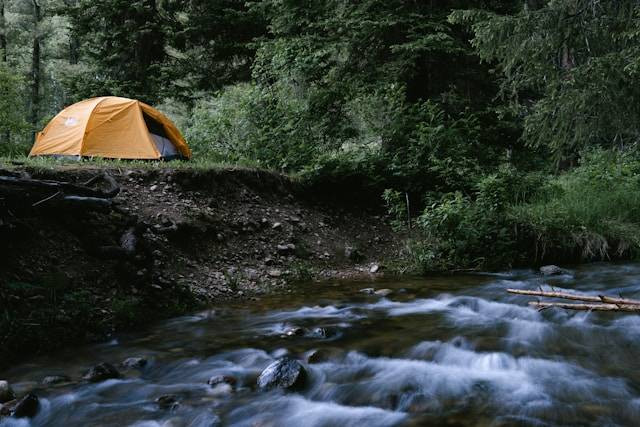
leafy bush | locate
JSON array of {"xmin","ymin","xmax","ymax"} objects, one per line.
[{"xmin": 414, "ymin": 165, "xmax": 546, "ymax": 271}]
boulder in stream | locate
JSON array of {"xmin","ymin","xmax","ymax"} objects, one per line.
[
  {"xmin": 83, "ymin": 363, "xmax": 121, "ymax": 382},
  {"xmin": 156, "ymin": 394, "xmax": 179, "ymax": 410},
  {"xmin": 257, "ymin": 357, "xmax": 306, "ymax": 390},
  {"xmin": 121, "ymin": 357, "xmax": 148, "ymax": 370},
  {"xmin": 0, "ymin": 381, "xmax": 15, "ymax": 403},
  {"xmin": 12, "ymin": 393, "xmax": 39, "ymax": 418},
  {"xmin": 539, "ymin": 265, "xmax": 569, "ymax": 276}
]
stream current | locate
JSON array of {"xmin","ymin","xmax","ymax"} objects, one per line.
[{"xmin": 3, "ymin": 263, "xmax": 640, "ymax": 426}]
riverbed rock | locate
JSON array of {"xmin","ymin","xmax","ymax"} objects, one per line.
[
  {"xmin": 83, "ymin": 363, "xmax": 121, "ymax": 382},
  {"xmin": 0, "ymin": 381, "xmax": 15, "ymax": 403},
  {"xmin": 208, "ymin": 375, "xmax": 236, "ymax": 388},
  {"xmin": 307, "ymin": 347, "xmax": 344, "ymax": 364},
  {"xmin": 42, "ymin": 375, "xmax": 71, "ymax": 385},
  {"xmin": 122, "ymin": 357, "xmax": 148, "ymax": 369},
  {"xmin": 539, "ymin": 265, "xmax": 568, "ymax": 276},
  {"xmin": 359, "ymin": 288, "xmax": 375, "ymax": 295},
  {"xmin": 375, "ymin": 288, "xmax": 393, "ymax": 297},
  {"xmin": 284, "ymin": 326, "xmax": 305, "ymax": 337},
  {"xmin": 369, "ymin": 264, "xmax": 381, "ymax": 273},
  {"xmin": 257, "ymin": 357, "xmax": 306, "ymax": 390},
  {"xmin": 12, "ymin": 393, "xmax": 39, "ymax": 418},
  {"xmin": 156, "ymin": 394, "xmax": 179, "ymax": 409}
]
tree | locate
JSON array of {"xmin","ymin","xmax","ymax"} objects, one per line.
[
  {"xmin": 0, "ymin": 62, "xmax": 26, "ymax": 146},
  {"xmin": 162, "ymin": 0, "xmax": 265, "ymax": 101},
  {"xmin": 29, "ymin": 0, "xmax": 41, "ymax": 129},
  {"xmin": 452, "ymin": 1, "xmax": 640, "ymax": 161},
  {"xmin": 65, "ymin": 0, "xmax": 168, "ymax": 103}
]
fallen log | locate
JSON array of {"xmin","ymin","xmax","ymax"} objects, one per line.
[
  {"xmin": 529, "ymin": 301, "xmax": 640, "ymax": 312},
  {"xmin": 508, "ymin": 288, "xmax": 640, "ymax": 313},
  {"xmin": 507, "ymin": 288, "xmax": 640, "ymax": 306}
]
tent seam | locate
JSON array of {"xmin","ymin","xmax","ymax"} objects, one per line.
[{"xmin": 78, "ymin": 97, "xmax": 111, "ymax": 156}]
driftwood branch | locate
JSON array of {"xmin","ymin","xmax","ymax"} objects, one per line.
[
  {"xmin": 529, "ymin": 301, "xmax": 640, "ymax": 312},
  {"xmin": 508, "ymin": 288, "xmax": 640, "ymax": 313}
]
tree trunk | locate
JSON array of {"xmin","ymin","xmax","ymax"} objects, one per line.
[
  {"xmin": 30, "ymin": 0, "xmax": 42, "ymax": 130},
  {"xmin": 0, "ymin": 0, "xmax": 9, "ymax": 144},
  {"xmin": 0, "ymin": 0, "xmax": 6, "ymax": 63},
  {"xmin": 63, "ymin": 0, "xmax": 79, "ymax": 64}
]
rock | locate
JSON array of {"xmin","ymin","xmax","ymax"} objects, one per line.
[
  {"xmin": 12, "ymin": 393, "xmax": 39, "ymax": 418},
  {"xmin": 264, "ymin": 257, "xmax": 275, "ymax": 266},
  {"xmin": 150, "ymin": 185, "xmax": 158, "ymax": 191},
  {"xmin": 284, "ymin": 326, "xmax": 305, "ymax": 337},
  {"xmin": 539, "ymin": 265, "xmax": 568, "ymax": 276},
  {"xmin": 83, "ymin": 363, "xmax": 121, "ymax": 382},
  {"xmin": 277, "ymin": 243, "xmax": 296, "ymax": 255},
  {"xmin": 207, "ymin": 375, "xmax": 237, "ymax": 388},
  {"xmin": 359, "ymin": 288, "xmax": 375, "ymax": 295},
  {"xmin": 0, "ymin": 381, "xmax": 15, "ymax": 403},
  {"xmin": 41, "ymin": 375, "xmax": 71, "ymax": 385},
  {"xmin": 375, "ymin": 289, "xmax": 393, "ymax": 297},
  {"xmin": 268, "ymin": 269, "xmax": 282, "ymax": 277},
  {"xmin": 122, "ymin": 357, "xmax": 148, "ymax": 369},
  {"xmin": 307, "ymin": 347, "xmax": 344, "ymax": 364},
  {"xmin": 272, "ymin": 222, "xmax": 282, "ymax": 230},
  {"xmin": 369, "ymin": 264, "xmax": 382, "ymax": 274},
  {"xmin": 156, "ymin": 394, "xmax": 179, "ymax": 409},
  {"xmin": 257, "ymin": 357, "xmax": 307, "ymax": 390},
  {"xmin": 345, "ymin": 246, "xmax": 364, "ymax": 262},
  {"xmin": 309, "ymin": 327, "xmax": 329, "ymax": 338}
]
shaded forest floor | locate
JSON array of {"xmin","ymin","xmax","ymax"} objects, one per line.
[{"xmin": 0, "ymin": 164, "xmax": 402, "ymax": 367}]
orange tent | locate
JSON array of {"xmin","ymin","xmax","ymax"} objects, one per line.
[{"xmin": 29, "ymin": 96, "xmax": 191, "ymax": 160}]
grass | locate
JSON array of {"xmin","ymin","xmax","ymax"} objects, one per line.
[
  {"xmin": 511, "ymin": 151, "xmax": 640, "ymax": 261},
  {"xmin": 0, "ymin": 153, "xmax": 267, "ymax": 173}
]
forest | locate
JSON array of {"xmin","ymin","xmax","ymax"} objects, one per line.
[{"xmin": 2, "ymin": 0, "xmax": 640, "ymax": 271}]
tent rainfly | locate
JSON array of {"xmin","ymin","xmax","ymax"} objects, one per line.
[{"xmin": 29, "ymin": 96, "xmax": 191, "ymax": 160}]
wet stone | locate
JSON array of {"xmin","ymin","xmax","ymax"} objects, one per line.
[
  {"xmin": 284, "ymin": 326, "xmax": 305, "ymax": 337},
  {"xmin": 207, "ymin": 375, "xmax": 237, "ymax": 388},
  {"xmin": 12, "ymin": 393, "xmax": 39, "ymax": 418},
  {"xmin": 122, "ymin": 357, "xmax": 148, "ymax": 369},
  {"xmin": 539, "ymin": 265, "xmax": 568, "ymax": 276},
  {"xmin": 257, "ymin": 357, "xmax": 306, "ymax": 390},
  {"xmin": 307, "ymin": 347, "xmax": 344, "ymax": 364},
  {"xmin": 359, "ymin": 288, "xmax": 375, "ymax": 295},
  {"xmin": 42, "ymin": 375, "xmax": 71, "ymax": 385},
  {"xmin": 375, "ymin": 288, "xmax": 393, "ymax": 297},
  {"xmin": 156, "ymin": 394, "xmax": 179, "ymax": 409},
  {"xmin": 83, "ymin": 362, "xmax": 121, "ymax": 382}
]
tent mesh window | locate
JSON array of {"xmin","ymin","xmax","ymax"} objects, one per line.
[{"xmin": 143, "ymin": 114, "xmax": 181, "ymax": 159}]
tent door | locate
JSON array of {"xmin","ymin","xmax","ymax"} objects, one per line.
[{"xmin": 143, "ymin": 113, "xmax": 180, "ymax": 159}]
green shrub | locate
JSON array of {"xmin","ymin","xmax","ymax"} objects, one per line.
[
  {"xmin": 512, "ymin": 149, "xmax": 640, "ymax": 261},
  {"xmin": 414, "ymin": 165, "xmax": 546, "ymax": 271}
]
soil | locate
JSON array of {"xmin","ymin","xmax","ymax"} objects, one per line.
[{"xmin": 0, "ymin": 166, "xmax": 402, "ymax": 367}]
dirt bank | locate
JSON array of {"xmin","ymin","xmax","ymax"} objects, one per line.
[{"xmin": 0, "ymin": 166, "xmax": 401, "ymax": 367}]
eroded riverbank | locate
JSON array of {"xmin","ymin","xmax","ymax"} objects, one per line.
[
  {"xmin": 0, "ymin": 166, "xmax": 401, "ymax": 368},
  {"xmin": 2, "ymin": 263, "xmax": 640, "ymax": 426}
]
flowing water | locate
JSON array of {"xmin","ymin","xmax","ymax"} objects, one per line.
[{"xmin": 3, "ymin": 263, "xmax": 640, "ymax": 426}]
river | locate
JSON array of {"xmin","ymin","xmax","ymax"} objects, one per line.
[{"xmin": 2, "ymin": 263, "xmax": 640, "ymax": 426}]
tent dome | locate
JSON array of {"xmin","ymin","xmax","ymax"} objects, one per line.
[{"xmin": 29, "ymin": 96, "xmax": 191, "ymax": 160}]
